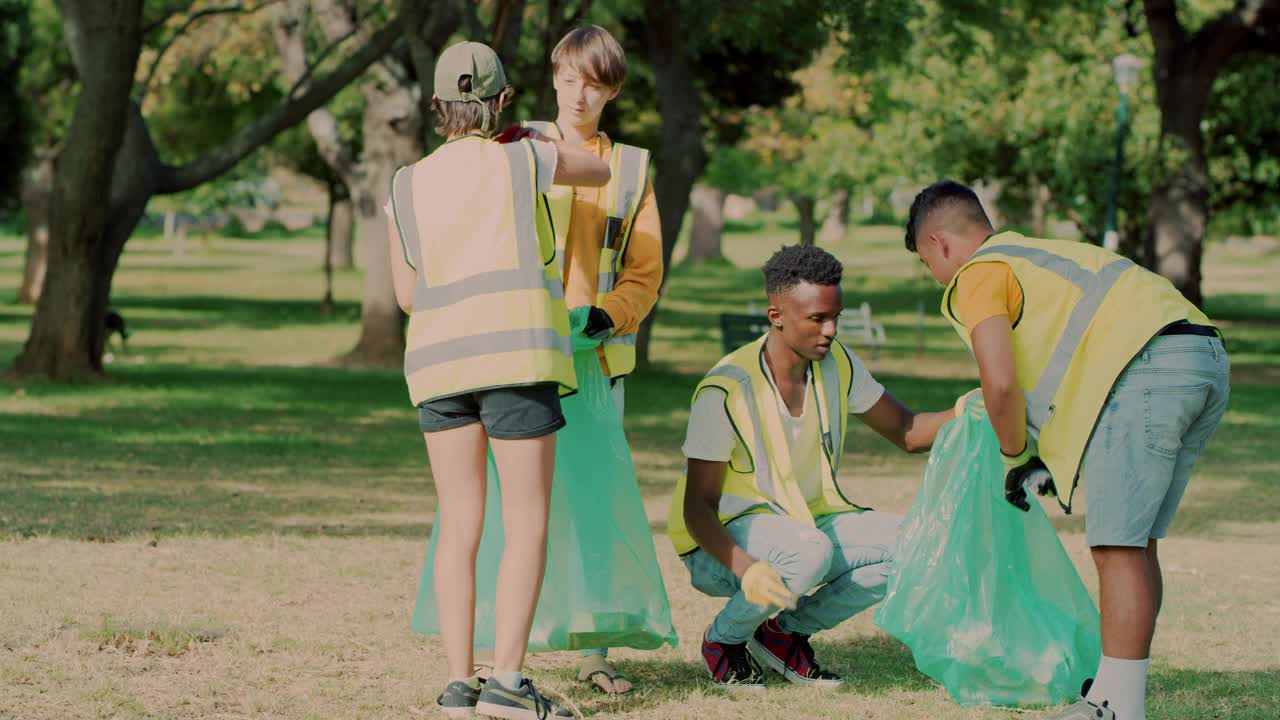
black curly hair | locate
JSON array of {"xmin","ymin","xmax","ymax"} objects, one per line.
[
  {"xmin": 762, "ymin": 245, "xmax": 843, "ymax": 296},
  {"xmin": 904, "ymin": 180, "xmax": 992, "ymax": 251}
]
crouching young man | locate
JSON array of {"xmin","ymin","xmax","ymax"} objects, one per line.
[{"xmin": 667, "ymin": 245, "xmax": 955, "ymax": 690}]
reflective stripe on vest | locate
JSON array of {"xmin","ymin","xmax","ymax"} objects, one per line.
[
  {"xmin": 596, "ymin": 143, "xmax": 649, "ymax": 377},
  {"xmin": 969, "ymin": 243, "xmax": 1134, "ymax": 435},
  {"xmin": 666, "ymin": 336, "xmax": 863, "ymax": 556},
  {"xmin": 942, "ymin": 232, "xmax": 1210, "ymax": 512},
  {"xmin": 391, "ymin": 139, "xmax": 575, "ymax": 402},
  {"xmin": 521, "ymin": 120, "xmax": 650, "ymax": 378}
]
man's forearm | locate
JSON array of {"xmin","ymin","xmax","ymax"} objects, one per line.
[
  {"xmin": 984, "ymin": 380, "xmax": 1027, "ymax": 456},
  {"xmin": 685, "ymin": 501, "xmax": 757, "ymax": 579},
  {"xmin": 903, "ymin": 409, "xmax": 956, "ymax": 453}
]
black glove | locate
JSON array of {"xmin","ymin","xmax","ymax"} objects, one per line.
[
  {"xmin": 583, "ymin": 306, "xmax": 614, "ymax": 340},
  {"xmin": 1004, "ymin": 456, "xmax": 1055, "ymax": 512}
]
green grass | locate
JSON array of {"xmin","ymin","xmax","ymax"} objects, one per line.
[
  {"xmin": 1, "ymin": 216, "xmax": 1278, "ymax": 719},
  {"xmin": 3, "ymin": 216, "xmax": 1274, "ymax": 541}
]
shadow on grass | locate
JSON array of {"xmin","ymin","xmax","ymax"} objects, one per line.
[
  {"xmin": 0, "ymin": 296, "xmax": 359, "ymax": 334},
  {"xmin": 0, "ymin": 362, "xmax": 429, "ymax": 538},
  {"xmin": 115, "ymin": 295, "xmax": 361, "ymax": 329},
  {"xmin": 543, "ymin": 634, "xmax": 929, "ymax": 716}
]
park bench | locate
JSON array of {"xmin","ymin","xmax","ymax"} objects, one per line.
[{"xmin": 719, "ymin": 301, "xmax": 888, "ymax": 364}]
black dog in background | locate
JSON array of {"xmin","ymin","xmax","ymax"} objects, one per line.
[{"xmin": 104, "ymin": 309, "xmax": 129, "ymax": 354}]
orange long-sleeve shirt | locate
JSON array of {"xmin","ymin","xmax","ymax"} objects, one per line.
[{"xmin": 560, "ymin": 132, "xmax": 664, "ymax": 368}]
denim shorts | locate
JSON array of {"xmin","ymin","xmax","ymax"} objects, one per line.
[
  {"xmin": 417, "ymin": 383, "xmax": 565, "ymax": 440},
  {"xmin": 1080, "ymin": 334, "xmax": 1230, "ymax": 547}
]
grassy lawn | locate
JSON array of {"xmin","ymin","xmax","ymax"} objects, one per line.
[{"xmin": 1, "ymin": 218, "xmax": 1277, "ymax": 719}]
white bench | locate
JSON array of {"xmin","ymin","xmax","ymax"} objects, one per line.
[
  {"xmin": 837, "ymin": 301, "xmax": 888, "ymax": 364},
  {"xmin": 726, "ymin": 301, "xmax": 888, "ymax": 365}
]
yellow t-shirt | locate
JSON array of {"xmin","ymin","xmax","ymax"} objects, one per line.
[{"xmin": 951, "ymin": 261, "xmax": 1025, "ymax": 333}]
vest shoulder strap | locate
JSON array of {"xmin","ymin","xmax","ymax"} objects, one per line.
[
  {"xmin": 520, "ymin": 120, "xmax": 562, "ymax": 139},
  {"xmin": 609, "ymin": 143, "xmax": 650, "ymax": 256}
]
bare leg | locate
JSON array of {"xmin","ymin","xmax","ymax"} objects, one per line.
[
  {"xmin": 489, "ymin": 433, "xmax": 557, "ymax": 674},
  {"xmin": 1093, "ymin": 545, "xmax": 1158, "ymax": 659},
  {"xmin": 424, "ymin": 423, "xmax": 490, "ymax": 680},
  {"xmin": 1146, "ymin": 538, "xmax": 1163, "ymax": 617}
]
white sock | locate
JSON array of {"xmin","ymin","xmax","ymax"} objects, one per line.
[
  {"xmin": 1087, "ymin": 656, "xmax": 1150, "ymax": 719},
  {"xmin": 492, "ymin": 670, "xmax": 523, "ymax": 690}
]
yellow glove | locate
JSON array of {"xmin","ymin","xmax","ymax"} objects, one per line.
[
  {"xmin": 1001, "ymin": 438, "xmax": 1035, "ymax": 473},
  {"xmin": 954, "ymin": 388, "xmax": 982, "ymax": 417},
  {"xmin": 741, "ymin": 561, "xmax": 796, "ymax": 610}
]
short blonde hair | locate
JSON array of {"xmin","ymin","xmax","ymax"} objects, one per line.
[
  {"xmin": 430, "ymin": 75, "xmax": 514, "ymax": 137},
  {"xmin": 551, "ymin": 25, "xmax": 627, "ymax": 89}
]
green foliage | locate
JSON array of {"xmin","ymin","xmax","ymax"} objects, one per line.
[
  {"xmin": 0, "ymin": 0, "xmax": 34, "ymax": 205},
  {"xmin": 1204, "ymin": 54, "xmax": 1280, "ymax": 233},
  {"xmin": 701, "ymin": 147, "xmax": 767, "ymax": 196},
  {"xmin": 905, "ymin": 5, "xmax": 1147, "ymax": 240}
]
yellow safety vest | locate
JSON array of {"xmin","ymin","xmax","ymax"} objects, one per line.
[
  {"xmin": 520, "ymin": 120, "xmax": 650, "ymax": 378},
  {"xmin": 389, "ymin": 136, "xmax": 576, "ymax": 405},
  {"xmin": 943, "ymin": 231, "xmax": 1212, "ymax": 512},
  {"xmin": 667, "ymin": 335, "xmax": 866, "ymax": 556}
]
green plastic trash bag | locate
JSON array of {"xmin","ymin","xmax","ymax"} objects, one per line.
[
  {"xmin": 874, "ymin": 397, "xmax": 1100, "ymax": 706},
  {"xmin": 412, "ymin": 307, "xmax": 678, "ymax": 652}
]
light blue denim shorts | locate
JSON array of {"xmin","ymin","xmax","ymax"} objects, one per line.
[{"xmin": 1080, "ymin": 333, "xmax": 1230, "ymax": 547}]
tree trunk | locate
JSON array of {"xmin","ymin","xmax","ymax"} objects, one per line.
[
  {"xmin": 322, "ymin": 177, "xmax": 352, "ymax": 313},
  {"xmin": 792, "ymin": 194, "xmax": 817, "ymax": 246},
  {"xmin": 1029, "ymin": 179, "xmax": 1050, "ymax": 237},
  {"xmin": 17, "ymin": 150, "xmax": 56, "ymax": 304},
  {"xmin": 818, "ymin": 188, "xmax": 850, "ymax": 244},
  {"xmin": 328, "ymin": 178, "xmax": 354, "ymax": 269},
  {"xmin": 402, "ymin": 0, "xmax": 467, "ymax": 150},
  {"xmin": 636, "ymin": 0, "xmax": 705, "ymax": 368},
  {"xmin": 14, "ymin": 5, "xmax": 400, "ymax": 380},
  {"xmin": 1138, "ymin": 0, "xmax": 1280, "ymax": 308},
  {"xmin": 1147, "ymin": 98, "xmax": 1209, "ymax": 308},
  {"xmin": 687, "ymin": 184, "xmax": 724, "ymax": 265},
  {"xmin": 339, "ymin": 77, "xmax": 422, "ymax": 367},
  {"xmin": 14, "ymin": 0, "xmax": 144, "ymax": 380}
]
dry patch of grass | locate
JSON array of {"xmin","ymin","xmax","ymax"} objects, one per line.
[{"xmin": 1, "ymin": 533, "xmax": 1276, "ymax": 719}]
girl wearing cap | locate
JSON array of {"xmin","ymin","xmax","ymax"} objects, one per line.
[{"xmin": 385, "ymin": 40, "xmax": 610, "ymax": 720}]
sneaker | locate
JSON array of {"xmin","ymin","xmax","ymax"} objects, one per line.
[
  {"xmin": 475, "ymin": 677, "xmax": 572, "ymax": 720},
  {"xmin": 701, "ymin": 627, "xmax": 766, "ymax": 692},
  {"xmin": 747, "ymin": 617, "xmax": 844, "ymax": 689},
  {"xmin": 436, "ymin": 679, "xmax": 482, "ymax": 718},
  {"xmin": 1043, "ymin": 679, "xmax": 1117, "ymax": 719}
]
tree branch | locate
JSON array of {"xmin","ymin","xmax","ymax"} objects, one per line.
[
  {"xmin": 1184, "ymin": 0, "xmax": 1280, "ymax": 92},
  {"xmin": 158, "ymin": 15, "xmax": 402, "ymax": 194},
  {"xmin": 490, "ymin": 0, "xmax": 527, "ymax": 63},
  {"xmin": 138, "ymin": 1, "xmax": 283, "ymax": 101},
  {"xmin": 1143, "ymin": 0, "xmax": 1186, "ymax": 64},
  {"xmin": 286, "ymin": 23, "xmax": 360, "ymax": 99},
  {"xmin": 142, "ymin": 1, "xmax": 195, "ymax": 35}
]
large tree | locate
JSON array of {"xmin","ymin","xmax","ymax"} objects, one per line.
[
  {"xmin": 916, "ymin": 0, "xmax": 1280, "ymax": 301},
  {"xmin": 271, "ymin": 0, "xmax": 462, "ymax": 367},
  {"xmin": 1140, "ymin": 0, "xmax": 1280, "ymax": 306},
  {"xmin": 13, "ymin": 0, "xmax": 402, "ymax": 380},
  {"xmin": 627, "ymin": 0, "xmax": 916, "ymax": 365}
]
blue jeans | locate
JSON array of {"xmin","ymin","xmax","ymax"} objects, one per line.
[
  {"xmin": 1081, "ymin": 334, "xmax": 1230, "ymax": 547},
  {"xmin": 682, "ymin": 510, "xmax": 902, "ymax": 644}
]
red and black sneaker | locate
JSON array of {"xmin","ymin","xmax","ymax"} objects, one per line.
[
  {"xmin": 701, "ymin": 627, "xmax": 766, "ymax": 692},
  {"xmin": 747, "ymin": 618, "xmax": 844, "ymax": 689}
]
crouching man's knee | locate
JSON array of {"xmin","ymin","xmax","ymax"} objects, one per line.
[{"xmin": 771, "ymin": 526, "xmax": 835, "ymax": 595}]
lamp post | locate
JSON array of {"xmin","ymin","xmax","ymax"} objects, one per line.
[{"xmin": 1102, "ymin": 53, "xmax": 1142, "ymax": 251}]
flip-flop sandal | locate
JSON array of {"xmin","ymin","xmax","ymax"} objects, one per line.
[{"xmin": 577, "ymin": 657, "xmax": 632, "ymax": 696}]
